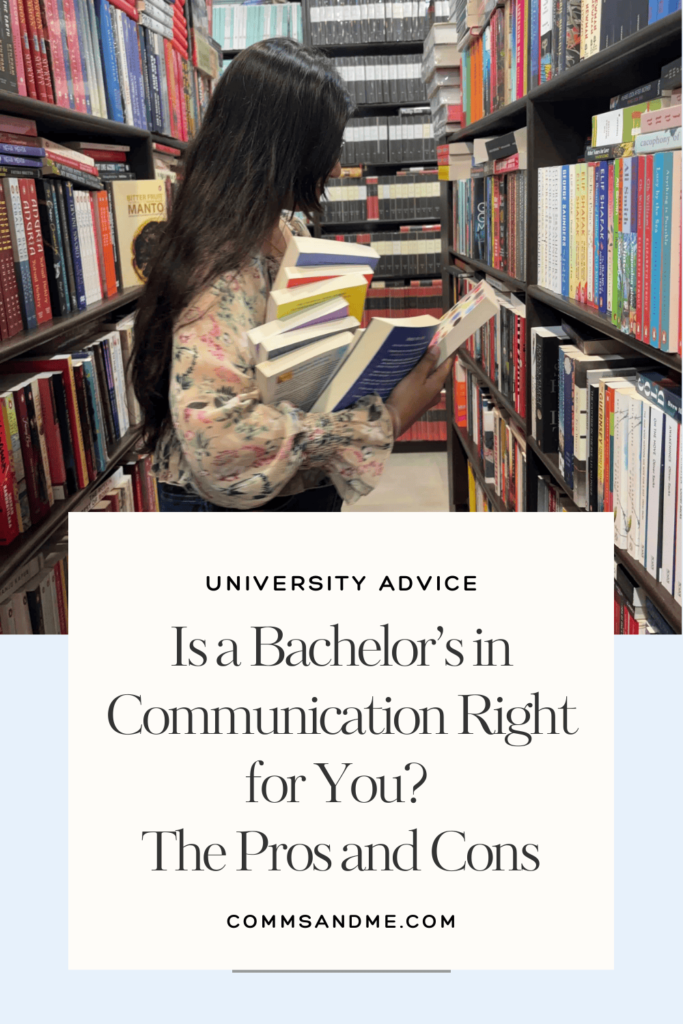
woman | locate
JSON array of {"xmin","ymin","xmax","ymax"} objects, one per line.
[{"xmin": 132, "ymin": 38, "xmax": 452, "ymax": 512}]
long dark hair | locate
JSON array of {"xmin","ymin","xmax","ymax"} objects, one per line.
[{"xmin": 132, "ymin": 38, "xmax": 353, "ymax": 453}]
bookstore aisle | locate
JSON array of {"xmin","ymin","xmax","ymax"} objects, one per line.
[{"xmin": 0, "ymin": 0, "xmax": 222, "ymax": 635}]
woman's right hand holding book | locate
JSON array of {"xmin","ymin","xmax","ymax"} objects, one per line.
[{"xmin": 385, "ymin": 346, "xmax": 454, "ymax": 439}]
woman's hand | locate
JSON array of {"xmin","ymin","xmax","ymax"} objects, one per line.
[{"xmin": 385, "ymin": 346, "xmax": 454, "ymax": 439}]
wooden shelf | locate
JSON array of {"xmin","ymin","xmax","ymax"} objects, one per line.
[
  {"xmin": 525, "ymin": 436, "xmax": 576, "ymax": 502},
  {"xmin": 394, "ymin": 440, "xmax": 447, "ymax": 453},
  {"xmin": 0, "ymin": 430, "xmax": 139, "ymax": 589},
  {"xmin": 0, "ymin": 287, "xmax": 143, "ymax": 364},
  {"xmin": 320, "ymin": 41, "xmax": 426, "ymax": 57},
  {"xmin": 449, "ymin": 253, "xmax": 526, "ymax": 292},
  {"xmin": 456, "ymin": 348, "xmax": 526, "ymax": 430},
  {"xmin": 447, "ymin": 97, "xmax": 527, "ymax": 143},
  {"xmin": 0, "ymin": 89, "xmax": 150, "ymax": 139},
  {"xmin": 321, "ymin": 217, "xmax": 440, "ymax": 230},
  {"xmin": 614, "ymin": 547, "xmax": 682, "ymax": 635},
  {"xmin": 528, "ymin": 286, "xmax": 682, "ymax": 374},
  {"xmin": 453, "ymin": 421, "xmax": 507, "ymax": 512}
]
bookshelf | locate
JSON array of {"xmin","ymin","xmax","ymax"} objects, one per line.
[
  {"xmin": 0, "ymin": 82, "xmax": 189, "ymax": 590},
  {"xmin": 442, "ymin": 11, "xmax": 682, "ymax": 633}
]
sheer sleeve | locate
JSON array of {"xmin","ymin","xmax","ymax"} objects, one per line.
[{"xmin": 164, "ymin": 263, "xmax": 393, "ymax": 510}]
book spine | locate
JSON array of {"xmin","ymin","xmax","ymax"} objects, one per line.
[
  {"xmin": 659, "ymin": 415, "xmax": 677, "ymax": 592},
  {"xmin": 2, "ymin": 176, "xmax": 36, "ymax": 330},
  {"xmin": 650, "ymin": 152, "xmax": 664, "ymax": 348},
  {"xmin": 668, "ymin": 151, "xmax": 681, "ymax": 356},
  {"xmin": 8, "ymin": 0, "xmax": 27, "ymax": 96},
  {"xmin": 645, "ymin": 406, "xmax": 664, "ymax": 578},
  {"xmin": 15, "ymin": 383, "xmax": 48, "ymax": 522},
  {"xmin": 21, "ymin": 178, "xmax": 52, "ymax": 324},
  {"xmin": 62, "ymin": 181, "xmax": 86, "ymax": 309},
  {"xmin": 61, "ymin": 0, "xmax": 86, "ymax": 111},
  {"xmin": 37, "ymin": 375, "xmax": 67, "ymax": 490},
  {"xmin": 54, "ymin": 0, "xmax": 75, "ymax": 109},
  {"xmin": 0, "ymin": 399, "xmax": 19, "ymax": 544},
  {"xmin": 52, "ymin": 179, "xmax": 77, "ymax": 310},
  {"xmin": 635, "ymin": 156, "xmax": 645, "ymax": 339}
]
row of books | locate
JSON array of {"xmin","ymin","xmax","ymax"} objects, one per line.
[
  {"xmin": 529, "ymin": 323, "xmax": 682, "ymax": 603},
  {"xmin": 326, "ymin": 227, "xmax": 442, "ymax": 277},
  {"xmin": 537, "ymin": 150, "xmax": 681, "ymax": 355},
  {"xmin": 0, "ymin": 316, "xmax": 139, "ymax": 545},
  {"xmin": 397, "ymin": 394, "xmax": 447, "ymax": 442},
  {"xmin": 213, "ymin": 2, "xmax": 303, "ymax": 48},
  {"xmin": 307, "ymin": 0, "xmax": 433, "ymax": 44},
  {"xmin": 253, "ymin": 233, "xmax": 498, "ymax": 417},
  {"xmin": 613, "ymin": 559, "xmax": 677, "ymax": 635},
  {"xmin": 458, "ymin": 276, "xmax": 528, "ymax": 418},
  {"xmin": 459, "ymin": 0, "xmax": 533, "ymax": 124},
  {"xmin": 321, "ymin": 171, "xmax": 441, "ymax": 224},
  {"xmin": 467, "ymin": 461, "xmax": 495, "ymax": 511},
  {"xmin": 361, "ymin": 280, "xmax": 443, "ymax": 327},
  {"xmin": 333, "ymin": 56, "xmax": 428, "ymax": 106},
  {"xmin": 453, "ymin": 355, "xmax": 528, "ymax": 511},
  {"xmin": 452, "ymin": 169, "xmax": 527, "ymax": 282},
  {"xmin": 0, "ymin": 0, "xmax": 212, "ymax": 140},
  {"xmin": 0, "ymin": 453, "xmax": 160, "ymax": 633},
  {"xmin": 342, "ymin": 114, "xmax": 436, "ymax": 167}
]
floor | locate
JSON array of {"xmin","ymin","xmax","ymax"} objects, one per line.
[{"xmin": 342, "ymin": 452, "xmax": 449, "ymax": 512}]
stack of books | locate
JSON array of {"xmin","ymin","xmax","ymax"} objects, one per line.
[
  {"xmin": 537, "ymin": 62, "xmax": 682, "ymax": 356},
  {"xmin": 0, "ymin": 315, "xmax": 139, "ymax": 545},
  {"xmin": 422, "ymin": 21, "xmax": 463, "ymax": 138},
  {"xmin": 252, "ymin": 235, "xmax": 500, "ymax": 415}
]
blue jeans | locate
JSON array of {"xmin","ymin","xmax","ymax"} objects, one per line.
[{"xmin": 158, "ymin": 483, "xmax": 343, "ymax": 513}]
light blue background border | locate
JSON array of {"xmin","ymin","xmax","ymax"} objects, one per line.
[{"xmin": 1, "ymin": 636, "xmax": 680, "ymax": 1023}]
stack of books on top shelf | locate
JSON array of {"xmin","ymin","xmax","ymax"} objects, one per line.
[
  {"xmin": 530, "ymin": 320, "xmax": 682, "ymax": 604},
  {"xmin": 537, "ymin": 61, "xmax": 682, "ymax": 355},
  {"xmin": 614, "ymin": 558, "xmax": 678, "ymax": 635},
  {"xmin": 450, "ymin": 129, "xmax": 527, "ymax": 281},
  {"xmin": 252, "ymin": 234, "xmax": 499, "ymax": 415},
  {"xmin": 421, "ymin": 20, "xmax": 462, "ymax": 139},
  {"xmin": 453, "ymin": 353, "xmax": 528, "ymax": 511},
  {"xmin": 0, "ymin": 0, "xmax": 213, "ymax": 140},
  {"xmin": 0, "ymin": 314, "xmax": 139, "ymax": 546}
]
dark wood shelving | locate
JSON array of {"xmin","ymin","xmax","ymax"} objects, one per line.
[
  {"xmin": 0, "ymin": 431, "xmax": 139, "ymax": 589},
  {"xmin": 0, "ymin": 89, "xmax": 150, "ymax": 139},
  {"xmin": 525, "ymin": 437, "xmax": 582, "ymax": 508},
  {"xmin": 321, "ymin": 41, "xmax": 425, "ymax": 57},
  {"xmin": 374, "ymin": 272, "xmax": 442, "ymax": 280},
  {"xmin": 0, "ymin": 287, "xmax": 143, "ymax": 363},
  {"xmin": 528, "ymin": 286, "xmax": 682, "ymax": 374},
  {"xmin": 456, "ymin": 349, "xmax": 526, "ymax": 430},
  {"xmin": 447, "ymin": 96, "xmax": 527, "ymax": 143},
  {"xmin": 321, "ymin": 216, "xmax": 440, "ymax": 231},
  {"xmin": 449, "ymin": 253, "xmax": 526, "ymax": 292},
  {"xmin": 394, "ymin": 440, "xmax": 447, "ymax": 453},
  {"xmin": 151, "ymin": 134, "xmax": 189, "ymax": 152},
  {"xmin": 453, "ymin": 421, "xmax": 508, "ymax": 512},
  {"xmin": 614, "ymin": 548, "xmax": 682, "ymax": 635}
]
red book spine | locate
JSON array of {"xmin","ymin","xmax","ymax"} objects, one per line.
[
  {"xmin": 82, "ymin": 150, "xmax": 127, "ymax": 162},
  {"xmin": 19, "ymin": 179, "xmax": 51, "ymax": 324},
  {"xmin": 17, "ymin": 0, "xmax": 38, "ymax": 99},
  {"xmin": 152, "ymin": 141, "xmax": 181, "ymax": 156},
  {"xmin": 24, "ymin": 179, "xmax": 52, "ymax": 322},
  {"xmin": 109, "ymin": 0, "xmax": 138, "ymax": 21},
  {"xmin": 0, "ymin": 274, "xmax": 9, "ymax": 340},
  {"xmin": 8, "ymin": 0, "xmax": 28, "ymax": 96},
  {"xmin": 0, "ymin": 404, "xmax": 20, "ymax": 544},
  {"xmin": 96, "ymin": 191, "xmax": 117, "ymax": 297},
  {"xmin": 41, "ymin": 0, "xmax": 68, "ymax": 108},
  {"xmin": 163, "ymin": 38, "xmax": 178, "ymax": 139},
  {"xmin": 37, "ymin": 376, "xmax": 66, "ymax": 486},
  {"xmin": 132, "ymin": 462, "xmax": 144, "ymax": 510},
  {"xmin": 32, "ymin": 0, "xmax": 54, "ymax": 103},
  {"xmin": 61, "ymin": 0, "xmax": 86, "ymax": 112},
  {"xmin": 22, "ymin": 0, "xmax": 47, "ymax": 102},
  {"xmin": 14, "ymin": 385, "xmax": 49, "ymax": 525},
  {"xmin": 45, "ymin": 150, "xmax": 98, "ymax": 175},
  {"xmin": 51, "ymin": 558, "xmax": 67, "ymax": 632},
  {"xmin": 642, "ymin": 154, "xmax": 653, "ymax": 347}
]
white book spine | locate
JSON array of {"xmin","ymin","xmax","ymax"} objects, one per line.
[
  {"xmin": 626, "ymin": 394, "xmax": 643, "ymax": 560},
  {"xmin": 676, "ymin": 424, "xmax": 682, "ymax": 605},
  {"xmin": 613, "ymin": 389, "xmax": 629, "ymax": 548},
  {"xmin": 109, "ymin": 334, "xmax": 131, "ymax": 434},
  {"xmin": 638, "ymin": 402, "xmax": 651, "ymax": 565},
  {"xmin": 659, "ymin": 415, "xmax": 677, "ymax": 592},
  {"xmin": 645, "ymin": 406, "xmax": 664, "ymax": 578}
]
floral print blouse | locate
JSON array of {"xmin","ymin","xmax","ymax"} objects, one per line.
[{"xmin": 152, "ymin": 219, "xmax": 394, "ymax": 509}]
